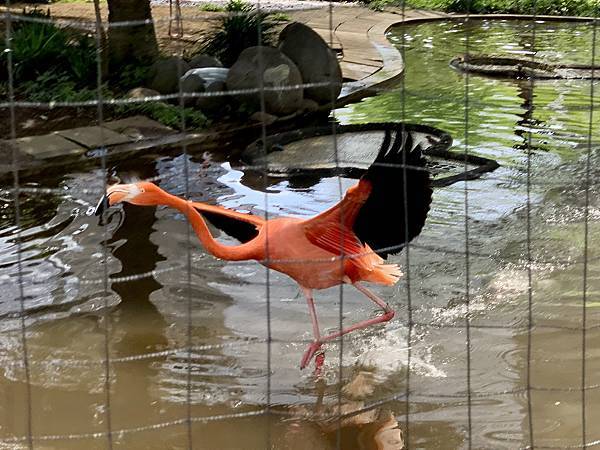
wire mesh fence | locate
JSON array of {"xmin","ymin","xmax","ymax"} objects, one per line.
[{"xmin": 0, "ymin": 0, "xmax": 599, "ymax": 448}]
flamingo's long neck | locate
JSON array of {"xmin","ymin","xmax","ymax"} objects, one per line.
[{"xmin": 160, "ymin": 192, "xmax": 258, "ymax": 261}]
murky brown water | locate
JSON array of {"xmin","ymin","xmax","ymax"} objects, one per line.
[{"xmin": 1, "ymin": 18, "xmax": 600, "ymax": 449}]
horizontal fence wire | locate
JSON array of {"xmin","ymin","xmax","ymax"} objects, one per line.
[
  {"xmin": 3, "ymin": 83, "xmax": 599, "ymax": 110},
  {"xmin": 5, "ymin": 164, "xmax": 600, "ymax": 192},
  {"xmin": 2, "ymin": 384, "xmax": 600, "ymax": 446},
  {"xmin": 0, "ymin": 238, "xmax": 593, "ymax": 290}
]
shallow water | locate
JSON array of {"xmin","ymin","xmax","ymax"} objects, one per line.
[{"xmin": 1, "ymin": 18, "xmax": 600, "ymax": 449}]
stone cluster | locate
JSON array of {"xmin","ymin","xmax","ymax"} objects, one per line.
[{"xmin": 129, "ymin": 22, "xmax": 342, "ymax": 122}]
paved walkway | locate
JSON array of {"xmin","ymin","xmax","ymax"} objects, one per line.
[{"xmin": 290, "ymin": 6, "xmax": 448, "ymax": 83}]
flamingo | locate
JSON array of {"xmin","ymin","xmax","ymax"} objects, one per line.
[{"xmin": 95, "ymin": 128, "xmax": 433, "ymax": 371}]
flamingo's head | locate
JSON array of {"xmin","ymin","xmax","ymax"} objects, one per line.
[{"xmin": 94, "ymin": 182, "xmax": 164, "ymax": 216}]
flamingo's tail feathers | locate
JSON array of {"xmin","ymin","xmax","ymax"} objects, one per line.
[{"xmin": 371, "ymin": 263, "xmax": 403, "ymax": 286}]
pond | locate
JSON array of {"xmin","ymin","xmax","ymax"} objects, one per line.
[{"xmin": 1, "ymin": 18, "xmax": 599, "ymax": 449}]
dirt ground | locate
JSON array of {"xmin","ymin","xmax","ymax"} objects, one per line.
[{"xmin": 8, "ymin": 2, "xmax": 240, "ymax": 55}]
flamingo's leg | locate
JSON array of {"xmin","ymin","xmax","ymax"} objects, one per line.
[
  {"xmin": 300, "ymin": 287, "xmax": 325, "ymax": 371},
  {"xmin": 319, "ymin": 282, "xmax": 395, "ymax": 344}
]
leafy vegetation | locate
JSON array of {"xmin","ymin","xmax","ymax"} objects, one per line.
[
  {"xmin": 1, "ymin": 8, "xmax": 96, "ymax": 85},
  {"xmin": 114, "ymin": 101, "xmax": 208, "ymax": 130},
  {"xmin": 19, "ymin": 71, "xmax": 101, "ymax": 103},
  {"xmin": 198, "ymin": 3, "xmax": 227, "ymax": 12},
  {"xmin": 115, "ymin": 64, "xmax": 152, "ymax": 91},
  {"xmin": 0, "ymin": 8, "xmax": 208, "ymax": 130},
  {"xmin": 385, "ymin": 0, "xmax": 599, "ymax": 16},
  {"xmin": 200, "ymin": 0, "xmax": 277, "ymax": 66}
]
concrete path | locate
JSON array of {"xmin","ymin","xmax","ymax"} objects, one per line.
[{"xmin": 289, "ymin": 6, "xmax": 449, "ymax": 103}]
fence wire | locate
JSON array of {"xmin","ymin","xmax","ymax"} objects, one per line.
[{"xmin": 1, "ymin": 1, "xmax": 599, "ymax": 449}]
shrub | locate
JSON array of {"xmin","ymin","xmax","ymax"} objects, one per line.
[
  {"xmin": 403, "ymin": 0, "xmax": 597, "ymax": 15},
  {"xmin": 115, "ymin": 64, "xmax": 152, "ymax": 91},
  {"xmin": 1, "ymin": 8, "xmax": 96, "ymax": 85},
  {"xmin": 200, "ymin": 0, "xmax": 277, "ymax": 66},
  {"xmin": 19, "ymin": 71, "xmax": 101, "ymax": 103}
]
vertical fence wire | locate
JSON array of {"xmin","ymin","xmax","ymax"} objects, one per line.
[
  {"xmin": 4, "ymin": 3, "xmax": 33, "ymax": 448},
  {"xmin": 327, "ymin": 4, "xmax": 344, "ymax": 450},
  {"xmin": 399, "ymin": 1, "xmax": 413, "ymax": 448},
  {"xmin": 173, "ymin": 14, "xmax": 195, "ymax": 449},
  {"xmin": 462, "ymin": 4, "xmax": 473, "ymax": 449},
  {"xmin": 581, "ymin": 13, "xmax": 597, "ymax": 449},
  {"xmin": 525, "ymin": 2, "xmax": 537, "ymax": 448},
  {"xmin": 255, "ymin": 3, "xmax": 273, "ymax": 446},
  {"xmin": 91, "ymin": 1, "xmax": 114, "ymax": 447}
]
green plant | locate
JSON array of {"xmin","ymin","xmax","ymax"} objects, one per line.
[
  {"xmin": 1, "ymin": 8, "xmax": 96, "ymax": 85},
  {"xmin": 270, "ymin": 12, "xmax": 291, "ymax": 21},
  {"xmin": 404, "ymin": 0, "xmax": 597, "ymax": 15},
  {"xmin": 115, "ymin": 101, "xmax": 208, "ymax": 130},
  {"xmin": 116, "ymin": 64, "xmax": 152, "ymax": 91},
  {"xmin": 198, "ymin": 3, "xmax": 226, "ymax": 12},
  {"xmin": 19, "ymin": 71, "xmax": 105, "ymax": 103},
  {"xmin": 200, "ymin": 0, "xmax": 277, "ymax": 66}
]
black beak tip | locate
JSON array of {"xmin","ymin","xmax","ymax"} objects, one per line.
[{"xmin": 94, "ymin": 195, "xmax": 109, "ymax": 216}]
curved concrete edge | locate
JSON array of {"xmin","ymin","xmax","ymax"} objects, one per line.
[{"xmin": 335, "ymin": 11, "xmax": 598, "ymax": 108}]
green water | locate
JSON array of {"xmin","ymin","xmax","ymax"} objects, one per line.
[{"xmin": 338, "ymin": 18, "xmax": 600, "ymax": 448}]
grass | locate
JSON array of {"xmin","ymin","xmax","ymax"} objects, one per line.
[
  {"xmin": 198, "ymin": 3, "xmax": 227, "ymax": 12},
  {"xmin": 379, "ymin": 0, "xmax": 599, "ymax": 15},
  {"xmin": 270, "ymin": 12, "xmax": 291, "ymax": 21},
  {"xmin": 114, "ymin": 101, "xmax": 208, "ymax": 130}
]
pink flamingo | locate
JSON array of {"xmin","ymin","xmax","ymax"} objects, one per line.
[{"xmin": 95, "ymin": 128, "xmax": 432, "ymax": 370}]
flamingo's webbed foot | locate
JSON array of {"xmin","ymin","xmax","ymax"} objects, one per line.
[{"xmin": 300, "ymin": 341, "xmax": 323, "ymax": 370}]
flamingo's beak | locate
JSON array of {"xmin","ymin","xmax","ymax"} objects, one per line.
[{"xmin": 94, "ymin": 193, "xmax": 110, "ymax": 216}]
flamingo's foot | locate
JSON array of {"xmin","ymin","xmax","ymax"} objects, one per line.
[
  {"xmin": 300, "ymin": 341, "xmax": 323, "ymax": 370},
  {"xmin": 313, "ymin": 350, "xmax": 325, "ymax": 376}
]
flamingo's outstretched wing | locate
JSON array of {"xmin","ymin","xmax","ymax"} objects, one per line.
[
  {"xmin": 190, "ymin": 201, "xmax": 265, "ymax": 244},
  {"xmin": 303, "ymin": 127, "xmax": 432, "ymax": 259},
  {"xmin": 353, "ymin": 128, "xmax": 432, "ymax": 258}
]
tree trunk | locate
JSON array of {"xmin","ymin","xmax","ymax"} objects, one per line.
[{"xmin": 107, "ymin": 0, "xmax": 158, "ymax": 69}]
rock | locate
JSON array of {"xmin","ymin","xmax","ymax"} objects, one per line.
[
  {"xmin": 279, "ymin": 22, "xmax": 342, "ymax": 105},
  {"xmin": 226, "ymin": 46, "xmax": 303, "ymax": 116},
  {"xmin": 125, "ymin": 87, "xmax": 160, "ymax": 99},
  {"xmin": 188, "ymin": 54, "xmax": 223, "ymax": 69},
  {"xmin": 147, "ymin": 57, "xmax": 190, "ymax": 94},
  {"xmin": 300, "ymin": 98, "xmax": 320, "ymax": 113},
  {"xmin": 249, "ymin": 111, "xmax": 278, "ymax": 125},
  {"xmin": 181, "ymin": 67, "xmax": 229, "ymax": 110},
  {"xmin": 199, "ymin": 80, "xmax": 228, "ymax": 111}
]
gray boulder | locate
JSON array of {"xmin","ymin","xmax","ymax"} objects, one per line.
[
  {"xmin": 181, "ymin": 67, "xmax": 229, "ymax": 110},
  {"xmin": 147, "ymin": 57, "xmax": 190, "ymax": 94},
  {"xmin": 188, "ymin": 54, "xmax": 223, "ymax": 69},
  {"xmin": 226, "ymin": 46, "xmax": 304, "ymax": 116},
  {"xmin": 279, "ymin": 22, "xmax": 342, "ymax": 104}
]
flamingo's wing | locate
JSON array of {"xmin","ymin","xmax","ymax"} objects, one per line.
[
  {"xmin": 190, "ymin": 201, "xmax": 264, "ymax": 244},
  {"xmin": 353, "ymin": 128, "xmax": 432, "ymax": 258},
  {"xmin": 304, "ymin": 127, "xmax": 432, "ymax": 259}
]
